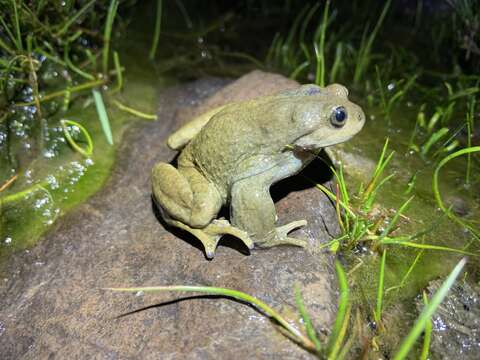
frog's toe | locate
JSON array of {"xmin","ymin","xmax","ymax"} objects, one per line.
[
  {"xmin": 276, "ymin": 219, "xmax": 307, "ymax": 238},
  {"xmin": 207, "ymin": 220, "xmax": 255, "ymax": 251},
  {"xmin": 257, "ymin": 236, "xmax": 308, "ymax": 248},
  {"xmin": 256, "ymin": 220, "xmax": 308, "ymax": 248}
]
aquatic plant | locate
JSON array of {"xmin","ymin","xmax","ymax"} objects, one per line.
[
  {"xmin": 316, "ymin": 139, "xmax": 476, "ymax": 257},
  {"xmin": 60, "ymin": 119, "xmax": 93, "ymax": 158},
  {"xmin": 0, "ymin": 0, "xmax": 130, "ymax": 179}
]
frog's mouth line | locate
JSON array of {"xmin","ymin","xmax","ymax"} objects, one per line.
[{"xmin": 292, "ymin": 134, "xmax": 354, "ymax": 151}]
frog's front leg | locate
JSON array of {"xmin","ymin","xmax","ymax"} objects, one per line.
[{"xmin": 230, "ymin": 152, "xmax": 313, "ymax": 248}]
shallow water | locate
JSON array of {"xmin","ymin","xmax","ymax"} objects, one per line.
[{"xmin": 0, "ymin": 8, "xmax": 174, "ymax": 266}]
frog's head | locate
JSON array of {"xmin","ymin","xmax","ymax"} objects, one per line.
[{"xmin": 292, "ymin": 84, "xmax": 365, "ymax": 150}]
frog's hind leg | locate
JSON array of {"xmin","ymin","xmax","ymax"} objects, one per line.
[
  {"xmin": 162, "ymin": 217, "xmax": 253, "ymax": 259},
  {"xmin": 151, "ymin": 163, "xmax": 253, "ymax": 258},
  {"xmin": 152, "ymin": 162, "xmax": 221, "ymax": 227}
]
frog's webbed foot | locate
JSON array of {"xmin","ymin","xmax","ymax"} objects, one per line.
[
  {"xmin": 256, "ymin": 220, "xmax": 308, "ymax": 248},
  {"xmin": 169, "ymin": 218, "xmax": 254, "ymax": 259}
]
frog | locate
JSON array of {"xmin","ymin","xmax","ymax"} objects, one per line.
[{"xmin": 152, "ymin": 83, "xmax": 365, "ymax": 258}]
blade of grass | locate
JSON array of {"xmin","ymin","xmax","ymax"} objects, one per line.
[
  {"xmin": 329, "ymin": 42, "xmax": 343, "ymax": 83},
  {"xmin": 0, "ymin": 182, "xmax": 49, "ymax": 206},
  {"xmin": 465, "ymin": 96, "xmax": 475, "ymax": 185},
  {"xmin": 112, "ymin": 51, "xmax": 123, "ymax": 92},
  {"xmin": 362, "ymin": 138, "xmax": 394, "ymax": 203},
  {"xmin": 314, "ymin": 0, "xmax": 330, "ymax": 87},
  {"xmin": 386, "ymin": 250, "xmax": 423, "ymax": 294},
  {"xmin": 106, "ymin": 285, "xmax": 316, "ymax": 351},
  {"xmin": 64, "ymin": 43, "xmax": 96, "ymax": 80},
  {"xmin": 353, "ymin": 0, "xmax": 391, "ymax": 83},
  {"xmin": 113, "ymin": 100, "xmax": 157, "ymax": 120},
  {"xmin": 378, "ymin": 196, "xmax": 414, "ymax": 241},
  {"xmin": 0, "ymin": 15, "xmax": 17, "ymax": 50},
  {"xmin": 374, "ymin": 249, "xmax": 387, "ymax": 324},
  {"xmin": 327, "ymin": 260, "xmax": 350, "ymax": 358},
  {"xmin": 0, "ymin": 174, "xmax": 18, "ymax": 193},
  {"xmin": 433, "ymin": 147, "xmax": 480, "ymax": 240},
  {"xmin": 56, "ymin": 0, "xmax": 97, "ymax": 36},
  {"xmin": 11, "ymin": 0, "xmax": 23, "ymax": 51},
  {"xmin": 379, "ymin": 238, "xmax": 477, "ymax": 256},
  {"xmin": 92, "ymin": 89, "xmax": 113, "ymax": 145},
  {"xmin": 0, "ymin": 35, "xmax": 14, "ymax": 55},
  {"xmin": 149, "ymin": 0, "xmax": 163, "ymax": 60},
  {"xmin": 393, "ymin": 258, "xmax": 466, "ymax": 360},
  {"xmin": 102, "ymin": 0, "xmax": 119, "ymax": 75},
  {"xmin": 420, "ymin": 291, "xmax": 432, "ymax": 360},
  {"xmin": 421, "ymin": 127, "xmax": 449, "ymax": 157},
  {"xmin": 294, "ymin": 285, "xmax": 322, "ymax": 353},
  {"xmin": 15, "ymin": 78, "xmax": 106, "ymax": 106},
  {"xmin": 61, "ymin": 119, "xmax": 94, "ymax": 157}
]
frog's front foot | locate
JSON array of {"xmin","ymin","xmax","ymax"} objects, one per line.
[
  {"xmin": 170, "ymin": 219, "xmax": 254, "ymax": 259},
  {"xmin": 256, "ymin": 220, "xmax": 308, "ymax": 248}
]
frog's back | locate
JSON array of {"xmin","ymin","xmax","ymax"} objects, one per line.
[{"xmin": 187, "ymin": 96, "xmax": 297, "ymax": 192}]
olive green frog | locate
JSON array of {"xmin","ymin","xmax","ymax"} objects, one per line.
[{"xmin": 152, "ymin": 84, "xmax": 365, "ymax": 258}]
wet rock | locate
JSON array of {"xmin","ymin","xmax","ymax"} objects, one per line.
[
  {"xmin": 0, "ymin": 71, "xmax": 340, "ymax": 359},
  {"xmin": 416, "ymin": 279, "xmax": 480, "ymax": 360},
  {"xmin": 445, "ymin": 196, "xmax": 471, "ymax": 217}
]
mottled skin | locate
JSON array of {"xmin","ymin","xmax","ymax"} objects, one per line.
[{"xmin": 152, "ymin": 84, "xmax": 365, "ymax": 258}]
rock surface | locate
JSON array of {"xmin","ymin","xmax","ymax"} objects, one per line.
[
  {"xmin": 0, "ymin": 71, "xmax": 340, "ymax": 359},
  {"xmin": 416, "ymin": 279, "xmax": 480, "ymax": 360}
]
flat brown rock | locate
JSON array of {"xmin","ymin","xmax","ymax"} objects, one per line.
[{"xmin": 0, "ymin": 72, "xmax": 340, "ymax": 359}]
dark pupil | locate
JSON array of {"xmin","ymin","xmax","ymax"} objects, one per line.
[{"xmin": 335, "ymin": 107, "xmax": 346, "ymax": 122}]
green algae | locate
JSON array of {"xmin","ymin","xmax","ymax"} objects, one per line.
[{"xmin": 0, "ymin": 24, "xmax": 175, "ymax": 270}]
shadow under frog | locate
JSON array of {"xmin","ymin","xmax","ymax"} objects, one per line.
[{"xmin": 152, "ymin": 84, "xmax": 365, "ymax": 258}]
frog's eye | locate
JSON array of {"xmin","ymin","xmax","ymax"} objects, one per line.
[{"xmin": 330, "ymin": 106, "xmax": 347, "ymax": 128}]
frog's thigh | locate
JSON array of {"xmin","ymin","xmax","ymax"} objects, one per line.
[{"xmin": 152, "ymin": 163, "xmax": 222, "ymax": 228}]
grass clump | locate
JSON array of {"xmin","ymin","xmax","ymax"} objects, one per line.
[{"xmin": 0, "ymin": 0, "xmax": 138, "ymax": 181}]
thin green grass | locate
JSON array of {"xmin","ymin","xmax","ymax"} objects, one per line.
[
  {"xmin": 420, "ymin": 291, "xmax": 433, "ymax": 360},
  {"xmin": 393, "ymin": 258, "xmax": 466, "ymax": 359},
  {"xmin": 92, "ymin": 89, "xmax": 113, "ymax": 145},
  {"xmin": 385, "ymin": 250, "xmax": 423, "ymax": 294},
  {"xmin": 106, "ymin": 284, "xmax": 317, "ymax": 352},
  {"xmin": 102, "ymin": 0, "xmax": 119, "ymax": 75},
  {"xmin": 60, "ymin": 119, "xmax": 94, "ymax": 158},
  {"xmin": 465, "ymin": 95, "xmax": 476, "ymax": 184},
  {"xmin": 112, "ymin": 51, "xmax": 123, "ymax": 92},
  {"xmin": 56, "ymin": 0, "xmax": 97, "ymax": 36},
  {"xmin": 15, "ymin": 78, "xmax": 106, "ymax": 107},
  {"xmin": 374, "ymin": 249, "xmax": 387, "ymax": 325},
  {"xmin": 375, "ymin": 67, "xmax": 418, "ymax": 124},
  {"xmin": 433, "ymin": 147, "xmax": 480, "ymax": 240},
  {"xmin": 353, "ymin": 0, "xmax": 391, "ymax": 84},
  {"xmin": 107, "ymin": 260, "xmax": 354, "ymax": 359},
  {"xmin": 149, "ymin": 0, "xmax": 163, "ymax": 60},
  {"xmin": 11, "ymin": 0, "xmax": 23, "ymax": 51},
  {"xmin": 315, "ymin": 140, "xmax": 476, "ymax": 257},
  {"xmin": 113, "ymin": 100, "xmax": 157, "ymax": 120},
  {"xmin": 327, "ymin": 260, "xmax": 351, "ymax": 359},
  {"xmin": 294, "ymin": 285, "xmax": 322, "ymax": 352},
  {"xmin": 314, "ymin": 0, "xmax": 330, "ymax": 87}
]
